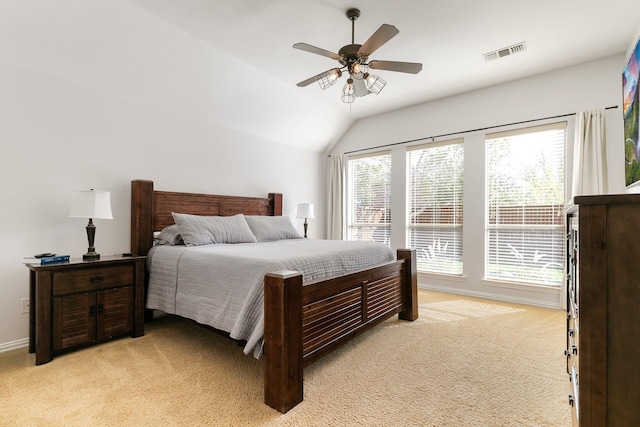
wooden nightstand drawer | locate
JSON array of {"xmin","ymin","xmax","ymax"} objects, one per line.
[{"xmin": 52, "ymin": 265, "xmax": 134, "ymax": 296}]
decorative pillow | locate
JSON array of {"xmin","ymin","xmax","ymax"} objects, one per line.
[
  {"xmin": 154, "ymin": 224, "xmax": 184, "ymax": 246},
  {"xmin": 245, "ymin": 215, "xmax": 302, "ymax": 242},
  {"xmin": 172, "ymin": 213, "xmax": 257, "ymax": 246}
]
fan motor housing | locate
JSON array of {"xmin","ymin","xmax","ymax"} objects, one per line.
[{"xmin": 338, "ymin": 44, "xmax": 366, "ymax": 67}]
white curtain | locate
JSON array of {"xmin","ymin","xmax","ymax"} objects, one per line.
[
  {"xmin": 564, "ymin": 109, "xmax": 608, "ymax": 309},
  {"xmin": 328, "ymin": 154, "xmax": 345, "ymax": 240},
  {"xmin": 571, "ymin": 109, "xmax": 608, "ymax": 199}
]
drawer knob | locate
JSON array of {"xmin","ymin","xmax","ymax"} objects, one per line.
[
  {"xmin": 572, "ymin": 344, "xmax": 578, "ymax": 355},
  {"xmin": 90, "ymin": 275, "xmax": 104, "ymax": 283},
  {"xmin": 568, "ymin": 328, "xmax": 574, "ymax": 337},
  {"xmin": 568, "ymin": 395, "xmax": 574, "ymax": 407}
]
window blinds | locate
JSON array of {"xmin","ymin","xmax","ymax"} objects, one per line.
[
  {"xmin": 485, "ymin": 122, "xmax": 566, "ymax": 285},
  {"xmin": 407, "ymin": 140, "xmax": 464, "ymax": 275},
  {"xmin": 346, "ymin": 151, "xmax": 391, "ymax": 245}
]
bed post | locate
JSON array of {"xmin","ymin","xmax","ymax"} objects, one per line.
[
  {"xmin": 397, "ymin": 249, "xmax": 418, "ymax": 321},
  {"xmin": 264, "ymin": 270, "xmax": 303, "ymax": 413},
  {"xmin": 131, "ymin": 179, "xmax": 154, "ymax": 256},
  {"xmin": 268, "ymin": 193, "xmax": 283, "ymax": 216}
]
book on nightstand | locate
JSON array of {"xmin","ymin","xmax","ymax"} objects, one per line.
[{"xmin": 23, "ymin": 255, "xmax": 70, "ymax": 265}]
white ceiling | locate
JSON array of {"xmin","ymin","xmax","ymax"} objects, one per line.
[{"xmin": 124, "ymin": 0, "xmax": 640, "ymax": 152}]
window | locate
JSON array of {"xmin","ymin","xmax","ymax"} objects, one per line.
[
  {"xmin": 346, "ymin": 151, "xmax": 391, "ymax": 245},
  {"xmin": 485, "ymin": 122, "xmax": 566, "ymax": 286},
  {"xmin": 407, "ymin": 140, "xmax": 464, "ymax": 275}
]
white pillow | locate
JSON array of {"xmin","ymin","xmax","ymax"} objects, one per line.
[
  {"xmin": 245, "ymin": 215, "xmax": 302, "ymax": 242},
  {"xmin": 172, "ymin": 213, "xmax": 257, "ymax": 246}
]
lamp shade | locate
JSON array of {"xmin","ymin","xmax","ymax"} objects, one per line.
[
  {"xmin": 296, "ymin": 203, "xmax": 315, "ymax": 219},
  {"xmin": 69, "ymin": 190, "xmax": 113, "ymax": 219}
]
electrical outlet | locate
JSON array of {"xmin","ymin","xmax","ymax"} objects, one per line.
[{"xmin": 21, "ymin": 298, "xmax": 29, "ymax": 314}]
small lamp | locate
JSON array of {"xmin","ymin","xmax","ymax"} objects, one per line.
[
  {"xmin": 296, "ymin": 203, "xmax": 315, "ymax": 238},
  {"xmin": 69, "ymin": 189, "xmax": 113, "ymax": 260}
]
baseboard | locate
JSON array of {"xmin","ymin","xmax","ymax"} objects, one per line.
[
  {"xmin": 418, "ymin": 284, "xmax": 561, "ymax": 309},
  {"xmin": 0, "ymin": 338, "xmax": 29, "ymax": 353}
]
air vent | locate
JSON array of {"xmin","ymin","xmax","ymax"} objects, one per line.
[{"xmin": 483, "ymin": 42, "xmax": 527, "ymax": 62}]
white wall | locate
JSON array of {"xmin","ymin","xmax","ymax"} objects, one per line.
[
  {"xmin": 0, "ymin": 1, "xmax": 628, "ymax": 349},
  {"xmin": 0, "ymin": 2, "xmax": 325, "ymax": 349},
  {"xmin": 328, "ymin": 55, "xmax": 627, "ymax": 308}
]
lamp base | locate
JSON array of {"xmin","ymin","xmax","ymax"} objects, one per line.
[
  {"xmin": 83, "ymin": 220, "xmax": 100, "ymax": 261},
  {"xmin": 83, "ymin": 252, "xmax": 100, "ymax": 261}
]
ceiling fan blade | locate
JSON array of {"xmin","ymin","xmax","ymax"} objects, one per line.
[
  {"xmin": 353, "ymin": 78, "xmax": 370, "ymax": 97},
  {"xmin": 296, "ymin": 68, "xmax": 338, "ymax": 87},
  {"xmin": 358, "ymin": 24, "xmax": 399, "ymax": 57},
  {"xmin": 369, "ymin": 60, "xmax": 423, "ymax": 74},
  {"xmin": 293, "ymin": 42, "xmax": 341, "ymax": 61}
]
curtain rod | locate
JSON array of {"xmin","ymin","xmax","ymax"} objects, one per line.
[{"xmin": 336, "ymin": 105, "xmax": 618, "ymax": 156}]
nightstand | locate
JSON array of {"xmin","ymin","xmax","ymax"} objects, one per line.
[{"xmin": 26, "ymin": 255, "xmax": 146, "ymax": 365}]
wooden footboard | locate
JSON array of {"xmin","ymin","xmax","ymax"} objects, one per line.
[{"xmin": 264, "ymin": 248, "xmax": 417, "ymax": 413}]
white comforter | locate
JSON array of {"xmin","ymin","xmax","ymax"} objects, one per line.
[{"xmin": 146, "ymin": 239, "xmax": 394, "ymax": 357}]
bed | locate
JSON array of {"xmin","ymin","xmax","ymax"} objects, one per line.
[{"xmin": 130, "ymin": 179, "xmax": 417, "ymax": 413}]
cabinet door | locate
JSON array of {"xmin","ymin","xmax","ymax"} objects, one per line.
[
  {"xmin": 53, "ymin": 292, "xmax": 97, "ymax": 351},
  {"xmin": 97, "ymin": 286, "xmax": 133, "ymax": 341}
]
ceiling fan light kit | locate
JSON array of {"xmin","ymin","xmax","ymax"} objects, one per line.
[
  {"xmin": 317, "ymin": 68, "xmax": 343, "ymax": 90},
  {"xmin": 294, "ymin": 8, "xmax": 422, "ymax": 104},
  {"xmin": 341, "ymin": 77, "xmax": 356, "ymax": 103},
  {"xmin": 365, "ymin": 74, "xmax": 386, "ymax": 95}
]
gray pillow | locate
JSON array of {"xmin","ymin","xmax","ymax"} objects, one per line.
[
  {"xmin": 245, "ymin": 215, "xmax": 302, "ymax": 242},
  {"xmin": 172, "ymin": 213, "xmax": 257, "ymax": 246},
  {"xmin": 155, "ymin": 224, "xmax": 184, "ymax": 246}
]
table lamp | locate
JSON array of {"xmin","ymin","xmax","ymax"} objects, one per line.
[
  {"xmin": 69, "ymin": 189, "xmax": 113, "ymax": 260},
  {"xmin": 296, "ymin": 203, "xmax": 315, "ymax": 238}
]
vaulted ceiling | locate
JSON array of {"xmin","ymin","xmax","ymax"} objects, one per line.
[{"xmin": 124, "ymin": 0, "xmax": 640, "ymax": 152}]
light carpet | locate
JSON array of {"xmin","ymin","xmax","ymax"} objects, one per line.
[{"xmin": 0, "ymin": 290, "xmax": 571, "ymax": 426}]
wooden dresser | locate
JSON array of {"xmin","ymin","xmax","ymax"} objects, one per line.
[{"xmin": 566, "ymin": 194, "xmax": 640, "ymax": 426}]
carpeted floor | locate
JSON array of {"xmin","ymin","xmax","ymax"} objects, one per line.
[{"xmin": 0, "ymin": 290, "xmax": 571, "ymax": 426}]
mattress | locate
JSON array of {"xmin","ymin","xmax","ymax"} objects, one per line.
[{"xmin": 146, "ymin": 238, "xmax": 394, "ymax": 357}]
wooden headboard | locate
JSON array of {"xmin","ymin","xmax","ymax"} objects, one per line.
[{"xmin": 130, "ymin": 179, "xmax": 283, "ymax": 256}]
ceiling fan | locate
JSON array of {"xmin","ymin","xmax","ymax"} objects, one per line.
[{"xmin": 294, "ymin": 8, "xmax": 422, "ymax": 103}]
